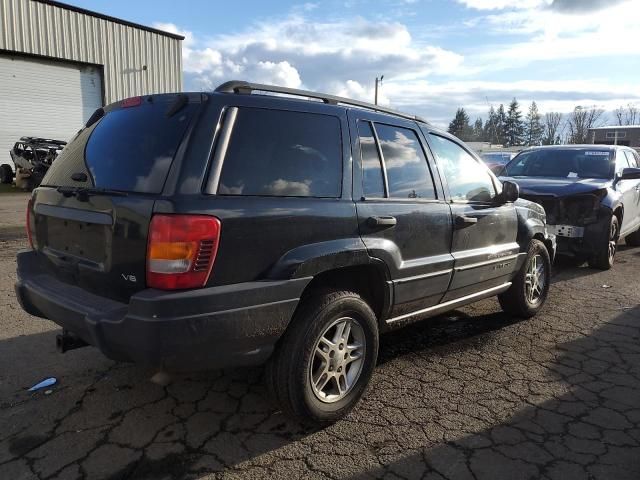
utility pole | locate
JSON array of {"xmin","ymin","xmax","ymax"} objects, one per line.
[{"xmin": 375, "ymin": 75, "xmax": 384, "ymax": 105}]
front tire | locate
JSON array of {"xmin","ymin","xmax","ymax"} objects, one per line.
[
  {"xmin": 266, "ymin": 289, "xmax": 379, "ymax": 424},
  {"xmin": 498, "ymin": 239, "xmax": 551, "ymax": 318},
  {"xmin": 588, "ymin": 215, "xmax": 619, "ymax": 270}
]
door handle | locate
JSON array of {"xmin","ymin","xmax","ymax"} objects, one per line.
[
  {"xmin": 455, "ymin": 215, "xmax": 478, "ymax": 229},
  {"xmin": 367, "ymin": 216, "xmax": 397, "ymax": 228}
]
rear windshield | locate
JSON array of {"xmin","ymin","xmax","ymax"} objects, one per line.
[
  {"xmin": 504, "ymin": 149, "xmax": 614, "ymax": 179},
  {"xmin": 42, "ymin": 98, "xmax": 199, "ymax": 193}
]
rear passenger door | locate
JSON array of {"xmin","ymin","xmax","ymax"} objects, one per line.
[
  {"xmin": 349, "ymin": 111, "xmax": 454, "ymax": 320},
  {"xmin": 424, "ymin": 132, "xmax": 520, "ymax": 301}
]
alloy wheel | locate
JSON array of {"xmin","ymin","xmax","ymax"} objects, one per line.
[
  {"xmin": 608, "ymin": 219, "xmax": 619, "ymax": 263},
  {"xmin": 524, "ymin": 254, "xmax": 546, "ymax": 305},
  {"xmin": 309, "ymin": 316, "xmax": 366, "ymax": 403}
]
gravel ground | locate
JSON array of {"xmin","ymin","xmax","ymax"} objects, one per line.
[
  {"xmin": 1, "ymin": 234, "xmax": 639, "ymax": 480},
  {"xmin": 0, "ymin": 192, "xmax": 30, "ymax": 240}
]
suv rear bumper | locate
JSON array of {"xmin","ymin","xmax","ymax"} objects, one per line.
[{"xmin": 15, "ymin": 251, "xmax": 310, "ymax": 370}]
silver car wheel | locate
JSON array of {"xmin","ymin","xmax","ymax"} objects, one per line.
[
  {"xmin": 309, "ymin": 316, "xmax": 366, "ymax": 404},
  {"xmin": 524, "ymin": 253, "xmax": 546, "ymax": 305}
]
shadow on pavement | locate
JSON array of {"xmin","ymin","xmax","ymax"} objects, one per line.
[
  {"xmin": 2, "ymin": 290, "xmax": 638, "ymax": 478},
  {"xmin": 351, "ymin": 305, "xmax": 640, "ymax": 480},
  {"xmin": 0, "ymin": 305, "xmax": 527, "ymax": 479}
]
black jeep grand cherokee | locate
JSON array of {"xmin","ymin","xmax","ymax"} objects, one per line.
[{"xmin": 16, "ymin": 81, "xmax": 555, "ymax": 423}]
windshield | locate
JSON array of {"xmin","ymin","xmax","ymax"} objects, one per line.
[
  {"xmin": 504, "ymin": 149, "xmax": 614, "ymax": 179},
  {"xmin": 481, "ymin": 153, "xmax": 511, "ymax": 165}
]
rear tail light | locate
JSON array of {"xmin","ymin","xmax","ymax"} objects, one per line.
[
  {"xmin": 26, "ymin": 198, "xmax": 34, "ymax": 249},
  {"xmin": 146, "ymin": 214, "xmax": 221, "ymax": 290}
]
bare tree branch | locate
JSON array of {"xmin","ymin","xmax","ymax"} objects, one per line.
[
  {"xmin": 543, "ymin": 112, "xmax": 563, "ymax": 145},
  {"xmin": 566, "ymin": 106, "xmax": 605, "ymax": 144}
]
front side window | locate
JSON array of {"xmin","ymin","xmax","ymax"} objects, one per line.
[
  {"xmin": 218, "ymin": 108, "xmax": 342, "ymax": 198},
  {"xmin": 375, "ymin": 124, "xmax": 435, "ymax": 199},
  {"xmin": 428, "ymin": 134, "xmax": 496, "ymax": 202}
]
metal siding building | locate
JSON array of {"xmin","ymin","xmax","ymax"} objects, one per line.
[
  {"xmin": 0, "ymin": 0, "xmax": 183, "ymax": 172},
  {"xmin": 589, "ymin": 126, "xmax": 640, "ymax": 148}
]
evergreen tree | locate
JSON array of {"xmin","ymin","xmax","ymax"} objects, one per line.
[
  {"xmin": 504, "ymin": 98, "xmax": 525, "ymax": 147},
  {"xmin": 524, "ymin": 101, "xmax": 544, "ymax": 146},
  {"xmin": 447, "ymin": 108, "xmax": 473, "ymax": 141},
  {"xmin": 484, "ymin": 106, "xmax": 497, "ymax": 144},
  {"xmin": 472, "ymin": 117, "xmax": 484, "ymax": 142},
  {"xmin": 496, "ymin": 104, "xmax": 508, "ymax": 145}
]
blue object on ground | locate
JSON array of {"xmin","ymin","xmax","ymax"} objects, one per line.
[{"xmin": 28, "ymin": 377, "xmax": 57, "ymax": 391}]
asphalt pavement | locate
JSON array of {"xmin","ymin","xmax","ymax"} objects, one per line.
[{"xmin": 1, "ymin": 228, "xmax": 639, "ymax": 479}]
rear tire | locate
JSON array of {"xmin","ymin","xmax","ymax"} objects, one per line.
[
  {"xmin": 266, "ymin": 289, "xmax": 379, "ymax": 424},
  {"xmin": 498, "ymin": 239, "xmax": 551, "ymax": 318},
  {"xmin": 0, "ymin": 164, "xmax": 13, "ymax": 184},
  {"xmin": 588, "ymin": 215, "xmax": 619, "ymax": 270},
  {"xmin": 625, "ymin": 228, "xmax": 640, "ymax": 247}
]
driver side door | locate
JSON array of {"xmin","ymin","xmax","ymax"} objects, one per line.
[{"xmin": 424, "ymin": 132, "xmax": 520, "ymax": 302}]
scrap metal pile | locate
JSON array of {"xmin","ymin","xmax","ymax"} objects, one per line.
[{"xmin": 8, "ymin": 137, "xmax": 67, "ymax": 190}]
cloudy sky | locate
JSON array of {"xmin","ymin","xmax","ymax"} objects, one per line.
[{"xmin": 77, "ymin": 0, "xmax": 640, "ymax": 127}]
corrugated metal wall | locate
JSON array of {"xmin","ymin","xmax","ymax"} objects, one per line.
[{"xmin": 0, "ymin": 0, "xmax": 183, "ymax": 104}]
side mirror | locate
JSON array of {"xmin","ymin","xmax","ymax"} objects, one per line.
[
  {"xmin": 619, "ymin": 167, "xmax": 640, "ymax": 181},
  {"xmin": 500, "ymin": 180, "xmax": 520, "ymax": 203}
]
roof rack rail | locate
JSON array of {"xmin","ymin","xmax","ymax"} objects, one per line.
[{"xmin": 215, "ymin": 80, "xmax": 428, "ymax": 124}]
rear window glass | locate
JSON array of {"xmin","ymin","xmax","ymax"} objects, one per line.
[
  {"xmin": 217, "ymin": 108, "xmax": 342, "ymax": 198},
  {"xmin": 42, "ymin": 99, "xmax": 198, "ymax": 193}
]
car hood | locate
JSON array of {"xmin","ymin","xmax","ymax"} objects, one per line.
[{"xmin": 499, "ymin": 176, "xmax": 611, "ymax": 197}]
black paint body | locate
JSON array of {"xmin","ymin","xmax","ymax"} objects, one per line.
[{"xmin": 16, "ymin": 90, "xmax": 555, "ymax": 370}]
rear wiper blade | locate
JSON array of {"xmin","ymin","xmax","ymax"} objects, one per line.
[{"xmin": 56, "ymin": 186, "xmax": 128, "ymax": 198}]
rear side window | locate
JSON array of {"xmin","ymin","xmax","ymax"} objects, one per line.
[
  {"xmin": 375, "ymin": 124, "xmax": 435, "ymax": 200},
  {"xmin": 42, "ymin": 99, "xmax": 199, "ymax": 193},
  {"xmin": 358, "ymin": 121, "xmax": 385, "ymax": 198},
  {"xmin": 217, "ymin": 108, "xmax": 342, "ymax": 198}
]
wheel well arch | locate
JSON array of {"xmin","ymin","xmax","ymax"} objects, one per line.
[
  {"xmin": 533, "ymin": 232, "xmax": 554, "ymax": 260},
  {"xmin": 613, "ymin": 205, "xmax": 623, "ymax": 224},
  {"xmin": 298, "ymin": 264, "xmax": 391, "ymax": 322}
]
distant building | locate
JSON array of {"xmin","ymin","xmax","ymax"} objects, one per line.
[
  {"xmin": 588, "ymin": 126, "xmax": 640, "ymax": 147},
  {"xmin": 1, "ymin": 0, "xmax": 184, "ymax": 173}
]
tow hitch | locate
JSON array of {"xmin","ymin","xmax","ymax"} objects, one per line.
[{"xmin": 56, "ymin": 330, "xmax": 88, "ymax": 353}]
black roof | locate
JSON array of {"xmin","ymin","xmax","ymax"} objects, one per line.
[{"xmin": 33, "ymin": 0, "xmax": 185, "ymax": 40}]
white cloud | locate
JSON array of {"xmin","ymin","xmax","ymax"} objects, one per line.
[
  {"xmin": 469, "ymin": 0, "xmax": 640, "ymax": 67},
  {"xmin": 156, "ymin": 4, "xmax": 639, "ymax": 129},
  {"xmin": 161, "ymin": 15, "xmax": 463, "ymax": 98},
  {"xmin": 457, "ymin": 0, "xmax": 548, "ymax": 10}
]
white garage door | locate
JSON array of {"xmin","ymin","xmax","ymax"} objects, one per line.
[{"xmin": 0, "ymin": 53, "xmax": 103, "ymax": 170}]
